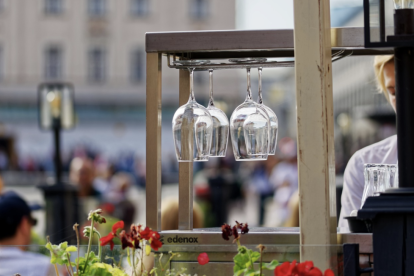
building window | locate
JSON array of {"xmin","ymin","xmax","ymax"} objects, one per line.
[
  {"xmin": 130, "ymin": 49, "xmax": 144, "ymax": 82},
  {"xmin": 190, "ymin": 0, "xmax": 208, "ymax": 19},
  {"xmin": 88, "ymin": 48, "xmax": 106, "ymax": 82},
  {"xmin": 88, "ymin": 0, "xmax": 106, "ymax": 17},
  {"xmin": 45, "ymin": 46, "xmax": 63, "ymax": 80},
  {"xmin": 131, "ymin": 0, "xmax": 149, "ymax": 16},
  {"xmin": 45, "ymin": 0, "xmax": 63, "ymax": 14}
]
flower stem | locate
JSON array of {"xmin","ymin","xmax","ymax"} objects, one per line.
[
  {"xmin": 65, "ymin": 263, "xmax": 73, "ymax": 276},
  {"xmin": 73, "ymin": 223, "xmax": 80, "ymax": 275},
  {"xmin": 141, "ymin": 243, "xmax": 145, "ymax": 275},
  {"xmin": 132, "ymin": 249, "xmax": 136, "ymax": 276},
  {"xmin": 53, "ymin": 264, "xmax": 60, "ymax": 276},
  {"xmin": 66, "ymin": 252, "xmax": 75, "ymax": 276},
  {"xmin": 98, "ymin": 241, "xmax": 102, "ymax": 261},
  {"xmin": 82, "ymin": 217, "xmax": 95, "ymax": 274}
]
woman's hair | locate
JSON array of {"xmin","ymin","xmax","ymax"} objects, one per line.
[
  {"xmin": 374, "ymin": 55, "xmax": 394, "ymax": 102},
  {"xmin": 160, "ymin": 198, "xmax": 204, "ymax": 230}
]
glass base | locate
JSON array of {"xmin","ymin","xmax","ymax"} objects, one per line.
[
  {"xmin": 234, "ymin": 155, "xmax": 268, "ymax": 161},
  {"xmin": 178, "ymin": 156, "xmax": 209, "ymax": 162}
]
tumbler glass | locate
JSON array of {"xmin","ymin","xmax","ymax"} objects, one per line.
[{"xmin": 361, "ymin": 163, "xmax": 393, "ymax": 208}]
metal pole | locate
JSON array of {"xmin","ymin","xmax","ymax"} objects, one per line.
[
  {"xmin": 394, "ymin": 9, "xmax": 414, "ymax": 189},
  {"xmin": 395, "ymin": 48, "xmax": 414, "ymax": 188},
  {"xmin": 146, "ymin": 52, "xmax": 162, "ymax": 231},
  {"xmin": 53, "ymin": 118, "xmax": 62, "ymax": 185}
]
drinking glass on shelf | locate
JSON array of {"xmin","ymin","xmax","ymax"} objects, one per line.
[
  {"xmin": 230, "ymin": 66, "xmax": 270, "ymax": 161},
  {"xmin": 257, "ymin": 67, "xmax": 278, "ymax": 155},
  {"xmin": 207, "ymin": 69, "xmax": 229, "ymax": 157},
  {"xmin": 387, "ymin": 164, "xmax": 399, "ymax": 188},
  {"xmin": 361, "ymin": 163, "xmax": 395, "ymax": 208},
  {"xmin": 172, "ymin": 61, "xmax": 213, "ymax": 162}
]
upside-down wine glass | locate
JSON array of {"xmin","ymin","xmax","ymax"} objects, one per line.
[
  {"xmin": 230, "ymin": 67, "xmax": 270, "ymax": 161},
  {"xmin": 257, "ymin": 67, "xmax": 278, "ymax": 155},
  {"xmin": 172, "ymin": 61, "xmax": 213, "ymax": 162},
  {"xmin": 207, "ymin": 69, "xmax": 229, "ymax": 157}
]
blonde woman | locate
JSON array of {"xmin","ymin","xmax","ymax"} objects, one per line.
[{"xmin": 338, "ymin": 55, "xmax": 397, "ymax": 229}]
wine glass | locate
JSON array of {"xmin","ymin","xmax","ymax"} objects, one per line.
[
  {"xmin": 172, "ymin": 61, "xmax": 213, "ymax": 162},
  {"xmin": 230, "ymin": 67, "xmax": 270, "ymax": 161},
  {"xmin": 207, "ymin": 69, "xmax": 229, "ymax": 157},
  {"xmin": 257, "ymin": 67, "xmax": 278, "ymax": 155}
]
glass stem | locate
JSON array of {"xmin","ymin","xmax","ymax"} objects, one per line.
[
  {"xmin": 208, "ymin": 69, "xmax": 214, "ymax": 107},
  {"xmin": 246, "ymin": 68, "xmax": 252, "ymax": 101},
  {"xmin": 188, "ymin": 68, "xmax": 195, "ymax": 102},
  {"xmin": 257, "ymin": 67, "xmax": 263, "ymax": 104}
]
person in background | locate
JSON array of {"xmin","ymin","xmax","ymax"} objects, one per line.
[
  {"xmin": 338, "ymin": 55, "xmax": 397, "ymax": 229},
  {"xmin": 269, "ymin": 137, "xmax": 298, "ymax": 226},
  {"xmin": 70, "ymin": 157, "xmax": 102, "ymax": 223},
  {"xmin": 102, "ymin": 172, "xmax": 136, "ymax": 229},
  {"xmin": 69, "ymin": 157, "xmax": 101, "ymax": 198},
  {"xmin": 160, "ymin": 198, "xmax": 204, "ymax": 230},
  {"xmin": 0, "ymin": 192, "xmax": 55, "ymax": 276},
  {"xmin": 246, "ymin": 156, "xmax": 279, "ymax": 226}
]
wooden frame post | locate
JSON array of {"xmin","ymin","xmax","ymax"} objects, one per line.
[
  {"xmin": 293, "ymin": 0, "xmax": 337, "ymax": 270},
  {"xmin": 178, "ymin": 69, "xmax": 194, "ymax": 230},
  {"xmin": 146, "ymin": 53, "xmax": 162, "ymax": 231}
]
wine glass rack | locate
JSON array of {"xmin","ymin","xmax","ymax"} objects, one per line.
[{"xmin": 145, "ymin": 26, "xmax": 390, "ymax": 275}]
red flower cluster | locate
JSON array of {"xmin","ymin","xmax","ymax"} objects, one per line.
[
  {"xmin": 221, "ymin": 221, "xmax": 249, "ymax": 241},
  {"xmin": 274, "ymin": 260, "xmax": 334, "ymax": 276},
  {"xmin": 99, "ymin": 221, "xmax": 163, "ymax": 251},
  {"xmin": 197, "ymin": 253, "xmax": 209, "ymax": 265},
  {"xmin": 100, "ymin": 221, "xmax": 124, "ymax": 250}
]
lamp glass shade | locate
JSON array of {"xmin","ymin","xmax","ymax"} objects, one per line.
[
  {"xmin": 38, "ymin": 83, "xmax": 75, "ymax": 130},
  {"xmin": 394, "ymin": 0, "xmax": 414, "ymax": 9}
]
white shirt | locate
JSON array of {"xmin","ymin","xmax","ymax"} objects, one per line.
[
  {"xmin": 338, "ymin": 135, "xmax": 398, "ymax": 229},
  {"xmin": 0, "ymin": 247, "xmax": 54, "ymax": 276}
]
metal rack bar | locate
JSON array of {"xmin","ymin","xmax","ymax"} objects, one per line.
[
  {"xmin": 166, "ymin": 51, "xmax": 352, "ymax": 70},
  {"xmin": 146, "ymin": 27, "xmax": 392, "ymax": 57}
]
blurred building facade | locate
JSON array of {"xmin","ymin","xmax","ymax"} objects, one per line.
[
  {"xmin": 0, "ymin": 0, "xmax": 238, "ymax": 174},
  {"xmin": 0, "ymin": 0, "xmax": 237, "ymax": 106}
]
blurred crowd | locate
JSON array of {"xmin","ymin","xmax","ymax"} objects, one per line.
[{"xmin": 193, "ymin": 136, "xmax": 300, "ymax": 228}]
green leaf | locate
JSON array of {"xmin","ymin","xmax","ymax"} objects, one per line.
[
  {"xmin": 45, "ymin": 241, "xmax": 73, "ymax": 265},
  {"xmin": 85, "ymin": 263, "xmax": 127, "ymax": 276},
  {"xmin": 66, "ymin": 246, "xmax": 77, "ymax": 252},
  {"xmin": 249, "ymin": 251, "xmax": 260, "ymax": 263},
  {"xmin": 262, "ymin": 260, "xmax": 279, "ymax": 270}
]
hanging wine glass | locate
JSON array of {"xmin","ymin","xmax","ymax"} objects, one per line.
[
  {"xmin": 172, "ymin": 60, "xmax": 213, "ymax": 162},
  {"xmin": 229, "ymin": 64, "xmax": 270, "ymax": 161},
  {"xmin": 207, "ymin": 69, "xmax": 229, "ymax": 157},
  {"xmin": 257, "ymin": 67, "xmax": 278, "ymax": 155}
]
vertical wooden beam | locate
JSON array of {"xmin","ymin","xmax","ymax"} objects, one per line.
[
  {"xmin": 293, "ymin": 0, "xmax": 337, "ymax": 270},
  {"xmin": 146, "ymin": 53, "xmax": 162, "ymax": 231},
  {"xmin": 178, "ymin": 69, "xmax": 194, "ymax": 230}
]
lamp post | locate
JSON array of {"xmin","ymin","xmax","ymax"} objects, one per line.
[
  {"xmin": 38, "ymin": 83, "xmax": 78, "ymax": 244},
  {"xmin": 357, "ymin": 1, "xmax": 414, "ymax": 274}
]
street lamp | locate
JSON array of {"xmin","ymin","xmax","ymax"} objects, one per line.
[
  {"xmin": 357, "ymin": 1, "xmax": 414, "ymax": 274},
  {"xmin": 38, "ymin": 83, "xmax": 78, "ymax": 244}
]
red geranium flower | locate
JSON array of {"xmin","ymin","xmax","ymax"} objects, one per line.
[
  {"xmin": 197, "ymin": 253, "xmax": 209, "ymax": 265},
  {"xmin": 221, "ymin": 224, "xmax": 232, "ymax": 241},
  {"xmin": 119, "ymin": 230, "xmax": 134, "ymax": 249},
  {"xmin": 232, "ymin": 225, "xmax": 239, "ymax": 240},
  {"xmin": 274, "ymin": 260, "xmax": 296, "ymax": 276},
  {"xmin": 148, "ymin": 230, "xmax": 163, "ymax": 251},
  {"xmin": 274, "ymin": 260, "xmax": 334, "ymax": 276},
  {"xmin": 140, "ymin": 226, "xmax": 152, "ymax": 240},
  {"xmin": 100, "ymin": 221, "xmax": 124, "ymax": 250}
]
